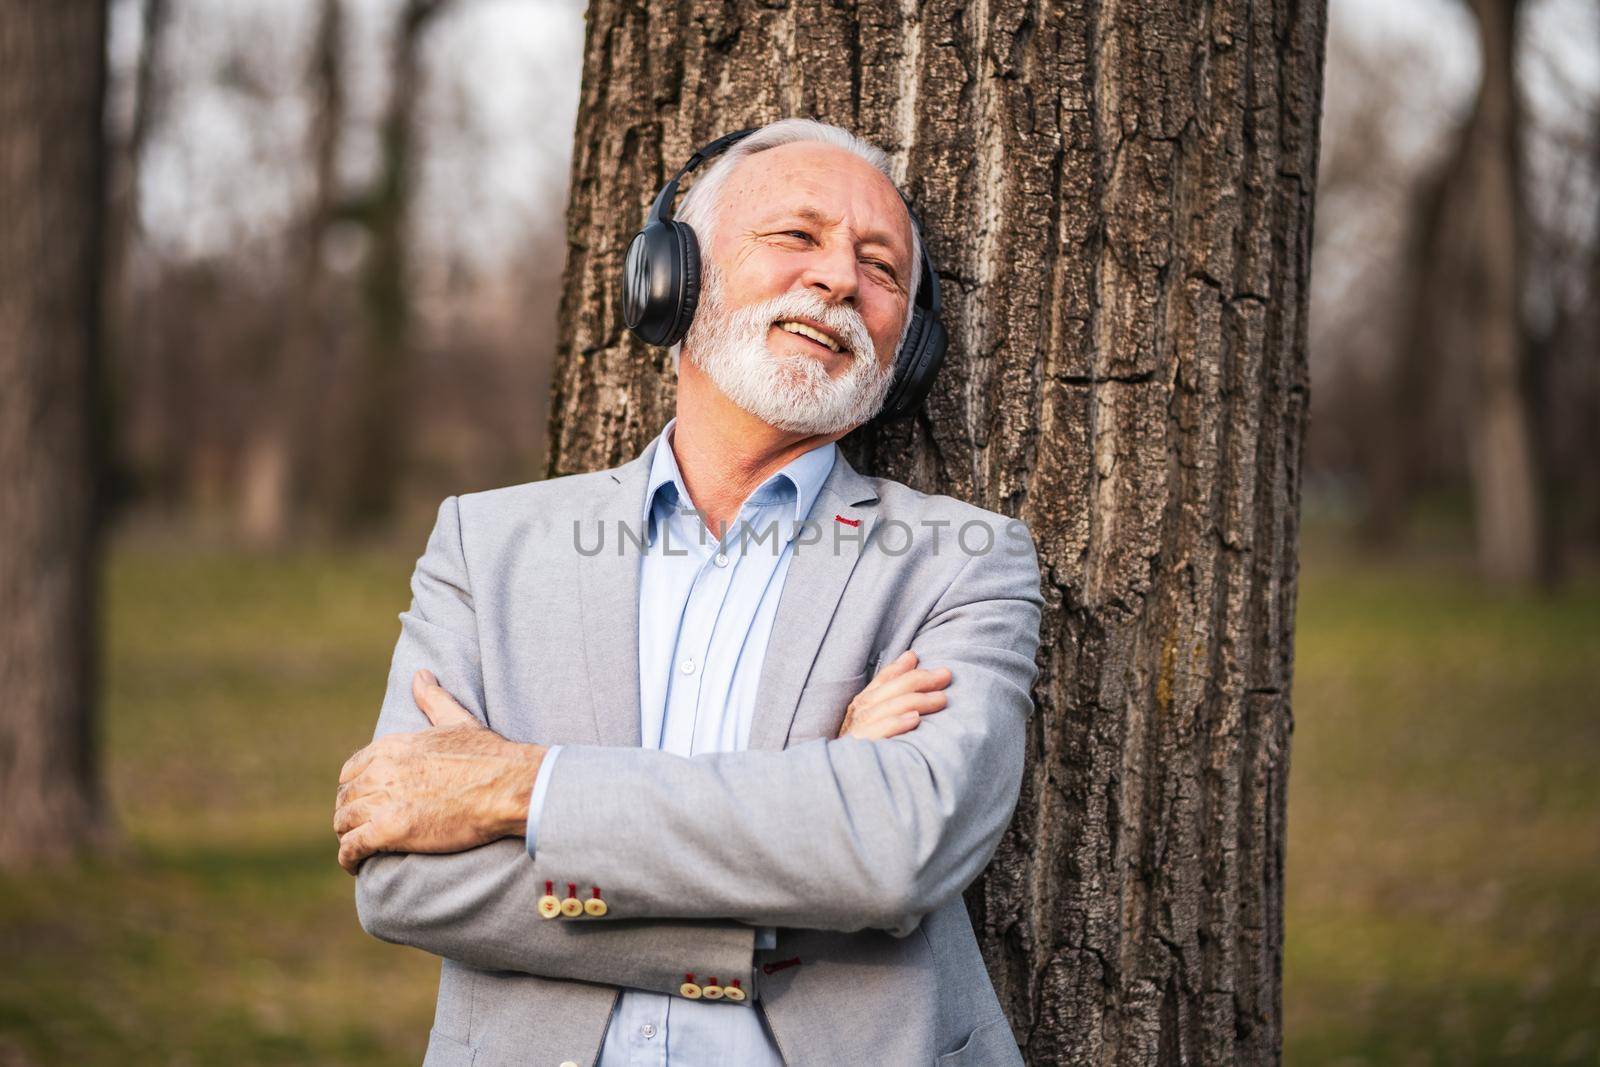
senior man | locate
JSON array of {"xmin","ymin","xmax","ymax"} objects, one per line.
[{"xmin": 333, "ymin": 118, "xmax": 1044, "ymax": 1067}]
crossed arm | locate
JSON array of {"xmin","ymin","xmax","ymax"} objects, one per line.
[{"xmin": 335, "ymin": 497, "xmax": 1042, "ymax": 995}]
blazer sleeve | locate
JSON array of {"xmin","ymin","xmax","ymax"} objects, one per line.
[
  {"xmin": 352, "ymin": 496, "xmax": 759, "ymax": 996},
  {"xmin": 525, "ymin": 517, "xmax": 1045, "ymax": 938}
]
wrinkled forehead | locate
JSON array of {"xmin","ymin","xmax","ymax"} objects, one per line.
[{"xmin": 718, "ymin": 142, "xmax": 915, "ymax": 263}]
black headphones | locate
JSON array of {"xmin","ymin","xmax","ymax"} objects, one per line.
[{"xmin": 622, "ymin": 128, "xmax": 947, "ymax": 423}]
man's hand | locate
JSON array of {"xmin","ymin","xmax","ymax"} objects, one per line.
[
  {"xmin": 838, "ymin": 650, "xmax": 951, "ymax": 740},
  {"xmin": 334, "ymin": 669, "xmax": 545, "ymax": 874}
]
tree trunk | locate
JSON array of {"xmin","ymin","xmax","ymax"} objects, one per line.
[
  {"xmin": 1365, "ymin": 146, "xmax": 1463, "ymax": 544},
  {"xmin": 0, "ymin": 0, "xmax": 111, "ymax": 867},
  {"xmin": 339, "ymin": 0, "xmax": 451, "ymax": 528},
  {"xmin": 239, "ymin": 0, "xmax": 348, "ymax": 546},
  {"xmin": 104, "ymin": 0, "xmax": 166, "ymax": 306},
  {"xmin": 549, "ymin": 2, "xmax": 1324, "ymax": 1061},
  {"xmin": 103, "ymin": 0, "xmax": 168, "ymax": 514},
  {"xmin": 1460, "ymin": 0, "xmax": 1541, "ymax": 585}
]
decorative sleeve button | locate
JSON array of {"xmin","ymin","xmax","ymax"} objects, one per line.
[
  {"xmin": 559, "ymin": 883, "xmax": 584, "ymax": 917},
  {"xmin": 584, "ymin": 886, "xmax": 608, "ymax": 917},
  {"xmin": 538, "ymin": 881, "xmax": 562, "ymax": 920},
  {"xmin": 679, "ymin": 974, "xmax": 703, "ymax": 999}
]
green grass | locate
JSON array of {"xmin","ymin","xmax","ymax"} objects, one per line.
[
  {"xmin": 1, "ymin": 526, "xmax": 1597, "ymax": 1065},
  {"xmin": 1283, "ymin": 536, "xmax": 1600, "ymax": 1065},
  {"xmin": 0, "ymin": 541, "xmax": 438, "ymax": 1067}
]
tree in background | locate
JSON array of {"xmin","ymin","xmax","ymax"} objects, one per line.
[
  {"xmin": 1371, "ymin": 0, "xmax": 1545, "ymax": 585},
  {"xmin": 233, "ymin": 0, "xmax": 350, "ymax": 543},
  {"xmin": 1455, "ymin": 0, "xmax": 1542, "ymax": 585},
  {"xmin": 0, "ymin": 0, "xmax": 112, "ymax": 867},
  {"xmin": 99, "ymin": 0, "xmax": 568, "ymax": 537},
  {"xmin": 1521, "ymin": 7, "xmax": 1600, "ymax": 582},
  {"xmin": 237, "ymin": 0, "xmax": 346, "ymax": 544},
  {"xmin": 338, "ymin": 0, "xmax": 456, "ymax": 528},
  {"xmin": 103, "ymin": 0, "xmax": 169, "ymax": 512},
  {"xmin": 547, "ymin": 1, "xmax": 1324, "ymax": 1061}
]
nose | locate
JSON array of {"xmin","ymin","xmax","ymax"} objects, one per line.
[{"xmin": 798, "ymin": 240, "xmax": 859, "ymax": 307}]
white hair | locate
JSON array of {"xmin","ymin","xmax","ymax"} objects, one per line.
[{"xmin": 667, "ymin": 118, "xmax": 921, "ymax": 371}]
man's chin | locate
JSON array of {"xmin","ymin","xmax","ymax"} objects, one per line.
[
  {"xmin": 697, "ymin": 339, "xmax": 876, "ymax": 435},
  {"xmin": 731, "ymin": 385, "xmax": 846, "ymax": 436}
]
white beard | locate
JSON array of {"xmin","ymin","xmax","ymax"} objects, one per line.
[{"xmin": 681, "ymin": 262, "xmax": 897, "ymax": 436}]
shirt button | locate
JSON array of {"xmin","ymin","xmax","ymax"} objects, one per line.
[
  {"xmin": 641, "ymin": 1023, "xmax": 657, "ymax": 1039},
  {"xmin": 680, "ymin": 657, "xmax": 696, "ymax": 675},
  {"xmin": 714, "ymin": 552, "xmax": 729, "ymax": 567}
]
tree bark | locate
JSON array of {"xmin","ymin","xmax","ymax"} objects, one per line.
[
  {"xmin": 549, "ymin": 2, "xmax": 1323, "ymax": 1061},
  {"xmin": 0, "ymin": 0, "xmax": 111, "ymax": 867}
]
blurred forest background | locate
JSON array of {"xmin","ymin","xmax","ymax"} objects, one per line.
[{"xmin": 1, "ymin": 0, "xmax": 1598, "ymax": 1064}]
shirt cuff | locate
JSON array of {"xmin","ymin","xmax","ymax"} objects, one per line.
[
  {"xmin": 754, "ymin": 926, "xmax": 777, "ymax": 950},
  {"xmin": 524, "ymin": 745, "xmax": 562, "ymax": 859}
]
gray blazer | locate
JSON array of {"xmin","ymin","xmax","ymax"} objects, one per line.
[{"xmin": 357, "ymin": 434, "xmax": 1044, "ymax": 1066}]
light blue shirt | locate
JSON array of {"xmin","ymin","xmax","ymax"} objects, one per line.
[{"xmin": 526, "ymin": 416, "xmax": 836, "ymax": 1065}]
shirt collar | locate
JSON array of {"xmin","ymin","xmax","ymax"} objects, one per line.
[{"xmin": 641, "ymin": 416, "xmax": 838, "ymax": 542}]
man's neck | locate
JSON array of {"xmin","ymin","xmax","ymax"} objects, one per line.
[{"xmin": 671, "ymin": 364, "xmax": 839, "ymax": 537}]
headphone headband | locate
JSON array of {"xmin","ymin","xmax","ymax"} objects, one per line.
[{"xmin": 647, "ymin": 127, "xmax": 761, "ymax": 225}]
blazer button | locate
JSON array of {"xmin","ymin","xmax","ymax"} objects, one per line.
[
  {"xmin": 538, "ymin": 896, "xmax": 562, "ymax": 919},
  {"xmin": 560, "ymin": 1061, "xmax": 579, "ymax": 1067},
  {"xmin": 701, "ymin": 978, "xmax": 724, "ymax": 1000},
  {"xmin": 680, "ymin": 974, "xmax": 702, "ymax": 999},
  {"xmin": 560, "ymin": 883, "xmax": 584, "ymax": 917},
  {"xmin": 724, "ymin": 981, "xmax": 747, "ymax": 1003},
  {"xmin": 584, "ymin": 897, "xmax": 608, "ymax": 917}
]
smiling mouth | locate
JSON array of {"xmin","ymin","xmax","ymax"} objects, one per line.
[{"xmin": 773, "ymin": 319, "xmax": 846, "ymax": 355}]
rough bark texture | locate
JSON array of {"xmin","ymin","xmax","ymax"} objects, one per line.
[
  {"xmin": 0, "ymin": 0, "xmax": 111, "ymax": 867},
  {"xmin": 548, "ymin": 1, "xmax": 1323, "ymax": 1062}
]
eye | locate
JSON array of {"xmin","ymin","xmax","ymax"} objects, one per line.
[{"xmin": 782, "ymin": 230, "xmax": 812, "ymax": 243}]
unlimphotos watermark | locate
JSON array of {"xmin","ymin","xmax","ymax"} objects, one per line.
[{"xmin": 570, "ymin": 507, "xmax": 1032, "ymax": 559}]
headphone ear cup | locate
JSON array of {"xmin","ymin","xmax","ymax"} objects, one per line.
[
  {"xmin": 667, "ymin": 220, "xmax": 701, "ymax": 346},
  {"xmin": 622, "ymin": 226, "xmax": 654, "ymax": 333},
  {"xmin": 879, "ymin": 308, "xmax": 926, "ymax": 418},
  {"xmin": 623, "ymin": 220, "xmax": 697, "ymax": 347},
  {"xmin": 876, "ymin": 307, "xmax": 946, "ymax": 422}
]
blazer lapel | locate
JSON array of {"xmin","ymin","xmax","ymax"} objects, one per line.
[
  {"xmin": 747, "ymin": 450, "xmax": 881, "ymax": 752},
  {"xmin": 572, "ymin": 437, "xmax": 658, "ymax": 748}
]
